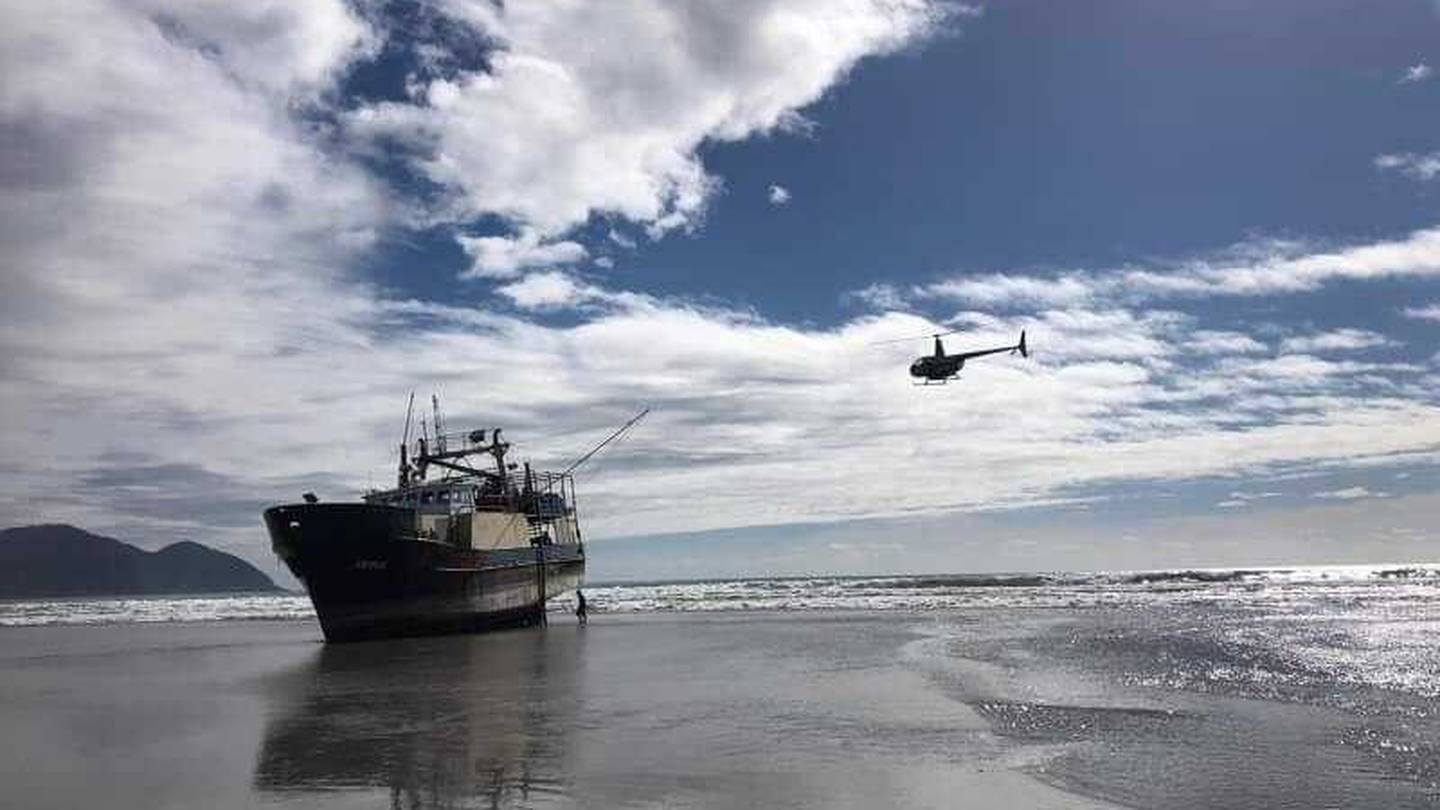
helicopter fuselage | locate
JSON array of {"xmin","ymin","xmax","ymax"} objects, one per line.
[{"xmin": 909, "ymin": 355, "xmax": 964, "ymax": 381}]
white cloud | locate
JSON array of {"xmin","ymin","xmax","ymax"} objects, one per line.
[
  {"xmin": 1208, "ymin": 354, "xmax": 1419, "ymax": 387},
  {"xmin": 347, "ymin": 0, "xmax": 950, "ymax": 247},
  {"xmin": 1188, "ymin": 330, "xmax": 1267, "ymax": 355},
  {"xmin": 0, "ymin": 0, "xmax": 390, "ymax": 545},
  {"xmin": 8, "ymin": 251, "xmax": 1440, "ymax": 562},
  {"xmin": 132, "ymin": 0, "xmax": 378, "ymax": 95},
  {"xmin": 1133, "ymin": 229, "xmax": 1440, "ymax": 295},
  {"xmin": 920, "ymin": 272, "xmax": 1095, "ymax": 308},
  {"xmin": 1375, "ymin": 152, "xmax": 1440, "ymax": 181},
  {"xmin": 1313, "ymin": 486, "xmax": 1388, "ymax": 500},
  {"xmin": 846, "ymin": 283, "xmax": 908, "ymax": 310},
  {"xmin": 1402, "ymin": 303, "xmax": 1440, "ymax": 322},
  {"xmin": 948, "ymin": 307, "xmax": 1179, "ymax": 364},
  {"xmin": 1216, "ymin": 490, "xmax": 1282, "ymax": 508},
  {"xmin": 768, "ymin": 184, "xmax": 792, "ymax": 205},
  {"xmin": 1281, "ymin": 328, "xmax": 1392, "ymax": 354},
  {"xmin": 1399, "ymin": 63, "xmax": 1434, "ymax": 84},
  {"xmin": 609, "ymin": 229, "xmax": 639, "ymax": 250},
  {"xmin": 496, "ymin": 272, "xmax": 596, "ymax": 310},
  {"xmin": 917, "ymin": 226, "xmax": 1440, "ymax": 311},
  {"xmin": 457, "ymin": 230, "xmax": 587, "ymax": 279}
]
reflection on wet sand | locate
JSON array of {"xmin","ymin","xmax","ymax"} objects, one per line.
[{"xmin": 255, "ymin": 627, "xmax": 584, "ymax": 809}]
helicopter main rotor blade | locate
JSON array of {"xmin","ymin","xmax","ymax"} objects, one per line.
[{"xmin": 868, "ymin": 328, "xmax": 963, "ymax": 346}]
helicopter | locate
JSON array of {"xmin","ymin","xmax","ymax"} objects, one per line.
[{"xmin": 877, "ymin": 329, "xmax": 1029, "ymax": 385}]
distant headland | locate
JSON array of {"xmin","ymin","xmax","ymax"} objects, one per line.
[{"xmin": 0, "ymin": 524, "xmax": 280, "ymax": 598}]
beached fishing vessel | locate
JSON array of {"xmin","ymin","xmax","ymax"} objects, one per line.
[{"xmin": 264, "ymin": 400, "xmax": 640, "ymax": 642}]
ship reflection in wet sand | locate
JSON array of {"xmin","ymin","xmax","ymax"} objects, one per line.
[{"xmin": 255, "ymin": 628, "xmax": 583, "ymax": 809}]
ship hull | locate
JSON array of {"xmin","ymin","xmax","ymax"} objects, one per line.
[{"xmin": 264, "ymin": 503, "xmax": 584, "ymax": 643}]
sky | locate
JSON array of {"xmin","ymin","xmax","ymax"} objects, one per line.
[{"xmin": 2, "ymin": 0, "xmax": 1438, "ymax": 581}]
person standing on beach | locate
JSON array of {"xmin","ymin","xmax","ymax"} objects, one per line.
[{"xmin": 576, "ymin": 590, "xmax": 588, "ymax": 625}]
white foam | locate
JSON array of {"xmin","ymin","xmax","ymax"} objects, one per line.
[{"xmin": 0, "ymin": 593, "xmax": 314, "ymax": 626}]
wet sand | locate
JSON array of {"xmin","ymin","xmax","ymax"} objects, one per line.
[{"xmin": 1, "ymin": 613, "xmax": 1109, "ymax": 810}]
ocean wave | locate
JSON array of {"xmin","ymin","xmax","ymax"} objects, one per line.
[
  {"xmin": 1115, "ymin": 569, "xmax": 1267, "ymax": 585},
  {"xmin": 3, "ymin": 564, "xmax": 1438, "ymax": 626},
  {"xmin": 1376, "ymin": 567, "xmax": 1440, "ymax": 581},
  {"xmin": 863, "ymin": 574, "xmax": 1059, "ymax": 589},
  {"xmin": 0, "ymin": 593, "xmax": 314, "ymax": 627},
  {"xmin": 582, "ymin": 565, "xmax": 1440, "ymax": 615}
]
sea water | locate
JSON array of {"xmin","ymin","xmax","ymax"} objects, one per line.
[{"xmin": 3, "ymin": 565, "xmax": 1437, "ymax": 808}]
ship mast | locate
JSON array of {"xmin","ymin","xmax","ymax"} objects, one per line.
[
  {"xmin": 389, "ymin": 396, "xmax": 641, "ymax": 494},
  {"xmin": 398, "ymin": 391, "xmax": 416, "ymax": 489},
  {"xmin": 432, "ymin": 394, "xmax": 447, "ymax": 454}
]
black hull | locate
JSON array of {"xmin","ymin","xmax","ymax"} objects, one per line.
[{"xmin": 264, "ymin": 503, "xmax": 584, "ymax": 643}]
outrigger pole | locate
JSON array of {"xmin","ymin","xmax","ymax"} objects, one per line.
[
  {"xmin": 563, "ymin": 407, "xmax": 651, "ymax": 476},
  {"xmin": 493, "ymin": 407, "xmax": 652, "ymax": 546}
]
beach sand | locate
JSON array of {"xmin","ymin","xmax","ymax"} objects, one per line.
[{"xmin": 1, "ymin": 613, "xmax": 1110, "ymax": 810}]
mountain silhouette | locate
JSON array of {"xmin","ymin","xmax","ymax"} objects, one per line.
[{"xmin": 0, "ymin": 524, "xmax": 279, "ymax": 597}]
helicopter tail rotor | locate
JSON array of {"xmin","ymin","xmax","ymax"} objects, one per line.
[{"xmin": 1016, "ymin": 330, "xmax": 1028, "ymax": 358}]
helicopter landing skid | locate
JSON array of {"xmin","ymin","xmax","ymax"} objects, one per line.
[{"xmin": 913, "ymin": 377, "xmax": 956, "ymax": 386}]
